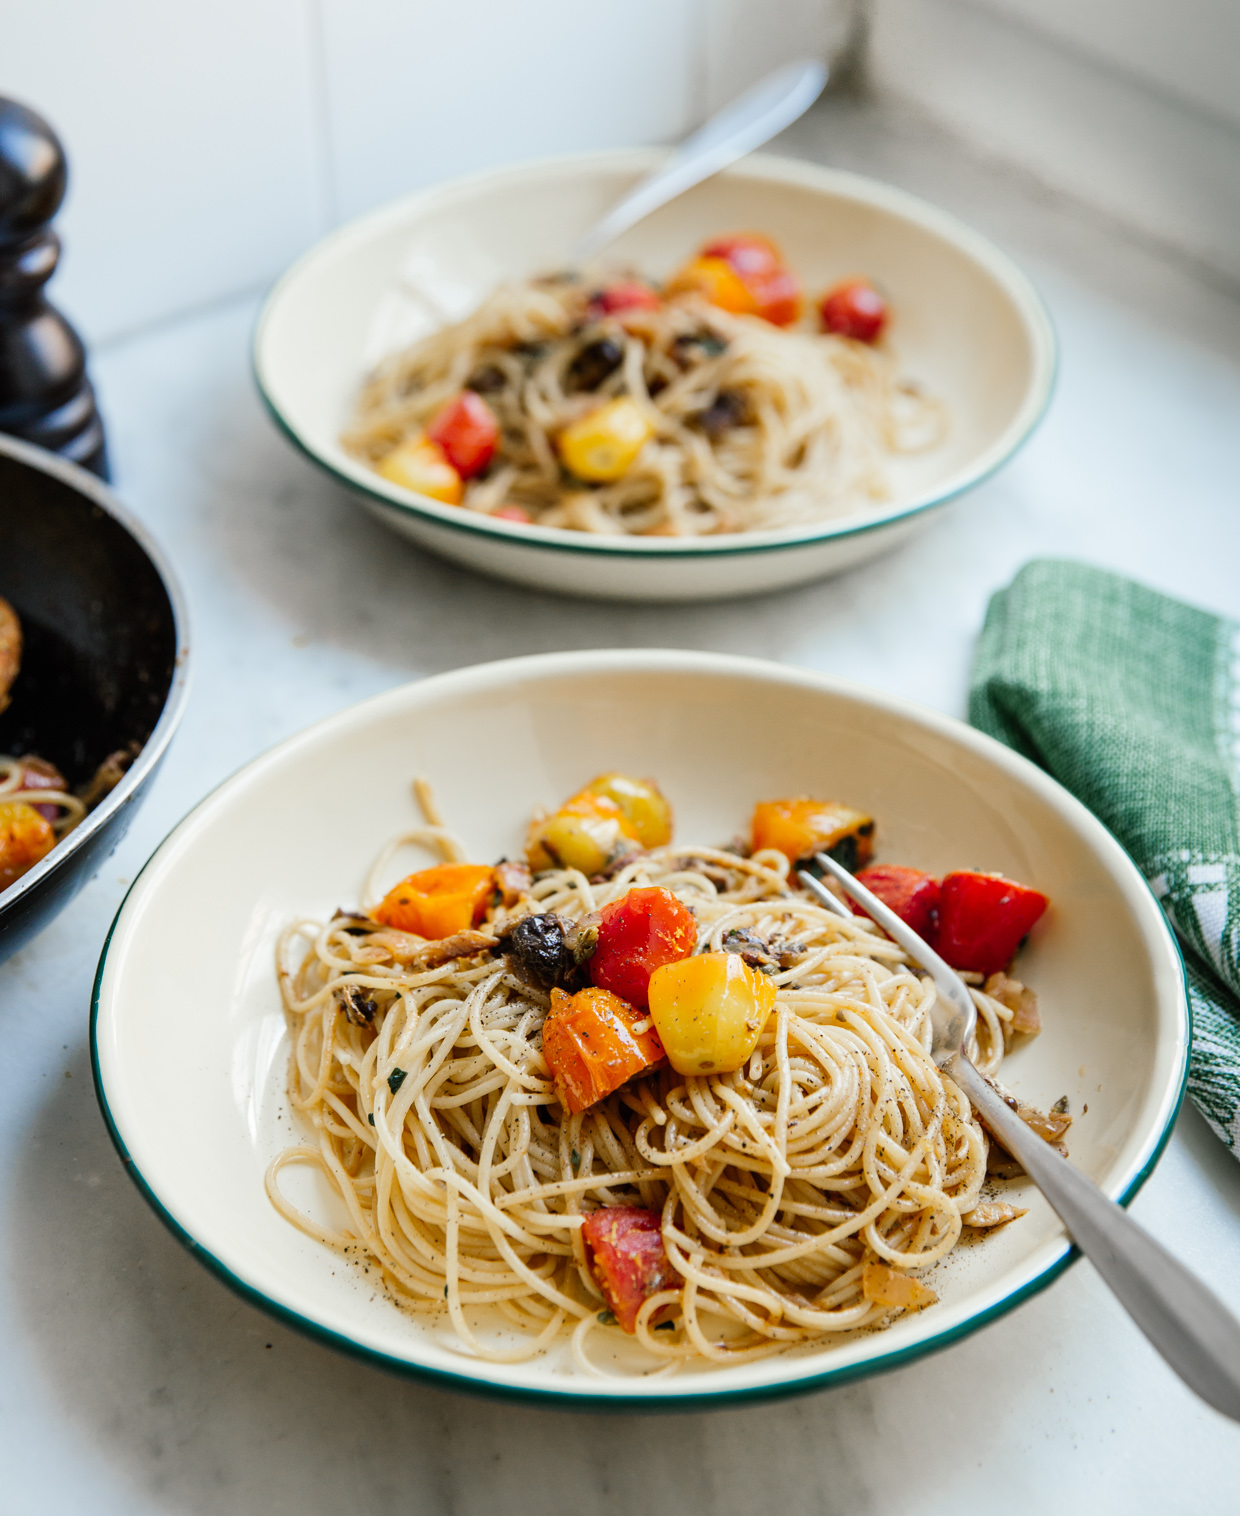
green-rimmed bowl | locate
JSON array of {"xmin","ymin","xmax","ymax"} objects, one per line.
[
  {"xmin": 91, "ymin": 651, "xmax": 1187, "ymax": 1409},
  {"xmin": 254, "ymin": 151, "xmax": 1056, "ymax": 602}
]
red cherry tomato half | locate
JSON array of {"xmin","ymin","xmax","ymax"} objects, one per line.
[
  {"xmin": 581, "ymin": 1206, "xmax": 677, "ymax": 1333},
  {"xmin": 819, "ymin": 279, "xmax": 888, "ymax": 343},
  {"xmin": 749, "ymin": 266, "xmax": 802, "ymax": 327},
  {"xmin": 849, "ymin": 864, "xmax": 941, "ymax": 939},
  {"xmin": 590, "ymin": 886, "xmax": 697, "ymax": 1008},
  {"xmin": 589, "ymin": 282, "xmax": 661, "ymax": 316},
  {"xmin": 426, "ymin": 391, "xmax": 500, "ymax": 479},
  {"xmin": 935, "ymin": 871, "xmax": 1049, "ymax": 975},
  {"xmin": 492, "ymin": 504, "xmax": 532, "ymax": 523},
  {"xmin": 700, "ymin": 233, "xmax": 783, "ymax": 281}
]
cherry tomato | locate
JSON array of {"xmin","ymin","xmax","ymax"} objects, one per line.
[
  {"xmin": 848, "ymin": 864, "xmax": 941, "ymax": 939},
  {"xmin": 590, "ymin": 886, "xmax": 697, "ymax": 1007},
  {"xmin": 541, "ymin": 986, "xmax": 665, "ymax": 1114},
  {"xmin": 588, "ymin": 282, "xmax": 661, "ymax": 316},
  {"xmin": 692, "ymin": 236, "xmax": 801, "ymax": 325},
  {"xmin": 935, "ymin": 871, "xmax": 1049, "ymax": 975},
  {"xmin": 492, "ymin": 504, "xmax": 532, "ymax": 524},
  {"xmin": 581, "ymin": 1207, "xmax": 678, "ymax": 1333},
  {"xmin": 426, "ymin": 390, "xmax": 500, "ymax": 478},
  {"xmin": 667, "ymin": 256, "xmax": 757, "ymax": 316},
  {"xmin": 0, "ymin": 799, "xmax": 55, "ymax": 889},
  {"xmin": 700, "ymin": 234, "xmax": 783, "ymax": 280},
  {"xmin": 748, "ymin": 266, "xmax": 802, "ymax": 327},
  {"xmin": 752, "ymin": 797, "xmax": 875, "ymax": 869},
  {"xmin": 375, "ymin": 436, "xmax": 463, "ymax": 504},
  {"xmin": 818, "ymin": 279, "xmax": 888, "ymax": 342},
  {"xmin": 372, "ymin": 863, "xmax": 495, "ymax": 939},
  {"xmin": 558, "ymin": 397, "xmax": 653, "ymax": 482}
]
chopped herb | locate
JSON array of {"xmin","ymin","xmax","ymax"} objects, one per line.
[
  {"xmin": 388, "ymin": 1067, "xmax": 408, "ymax": 1095},
  {"xmin": 654, "ymin": 1320, "xmax": 677, "ymax": 1332},
  {"xmin": 367, "ymin": 1112, "xmax": 375, "ymax": 1126},
  {"xmin": 444, "ymin": 1286, "xmax": 449, "ymax": 1298},
  {"xmin": 571, "ymin": 1149, "xmax": 580, "ymax": 1168},
  {"xmin": 597, "ymin": 1310, "xmax": 617, "ymax": 1326}
]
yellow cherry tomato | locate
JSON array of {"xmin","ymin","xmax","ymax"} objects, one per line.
[
  {"xmin": 751, "ymin": 798, "xmax": 875, "ymax": 869},
  {"xmin": 558, "ymin": 398, "xmax": 654, "ymax": 483},
  {"xmin": 527, "ymin": 794, "xmax": 637, "ymax": 876},
  {"xmin": 666, "ymin": 255, "xmax": 757, "ymax": 316},
  {"xmin": 0, "ymin": 799, "xmax": 56, "ymax": 889},
  {"xmin": 574, "ymin": 773, "xmax": 673, "ymax": 849},
  {"xmin": 647, "ymin": 952, "xmax": 776, "ymax": 1076},
  {"xmin": 375, "ymin": 435, "xmax": 464, "ymax": 504}
]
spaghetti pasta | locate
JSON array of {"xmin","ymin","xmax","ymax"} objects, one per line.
[
  {"xmin": 343, "ymin": 261, "xmax": 945, "ymax": 538},
  {"xmin": 270, "ymin": 785, "xmax": 1039, "ymax": 1372}
]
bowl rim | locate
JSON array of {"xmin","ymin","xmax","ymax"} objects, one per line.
[
  {"xmin": 253, "ymin": 148, "xmax": 1059, "ymax": 561},
  {"xmin": 0, "ymin": 433, "xmax": 191, "ymax": 917},
  {"xmin": 90, "ymin": 649, "xmax": 1189, "ymax": 1410}
]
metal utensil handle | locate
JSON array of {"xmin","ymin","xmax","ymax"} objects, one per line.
[
  {"xmin": 805, "ymin": 851, "xmax": 1240, "ymax": 1422},
  {"xmin": 951, "ymin": 1054, "xmax": 1240, "ymax": 1422},
  {"xmin": 570, "ymin": 59, "xmax": 827, "ymax": 265}
]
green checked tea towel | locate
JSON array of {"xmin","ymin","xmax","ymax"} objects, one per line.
[{"xmin": 970, "ymin": 558, "xmax": 1240, "ymax": 1156}]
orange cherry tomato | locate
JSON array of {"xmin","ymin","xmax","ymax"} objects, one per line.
[
  {"xmin": 372, "ymin": 863, "xmax": 495, "ymax": 939},
  {"xmin": 0, "ymin": 799, "xmax": 56, "ymax": 889},
  {"xmin": 693, "ymin": 235, "xmax": 802, "ymax": 326},
  {"xmin": 667, "ymin": 256, "xmax": 757, "ymax": 316},
  {"xmin": 751, "ymin": 798, "xmax": 875, "ymax": 869},
  {"xmin": 541, "ymin": 986, "xmax": 665, "ymax": 1113},
  {"xmin": 426, "ymin": 391, "xmax": 501, "ymax": 478},
  {"xmin": 819, "ymin": 279, "xmax": 888, "ymax": 342},
  {"xmin": 589, "ymin": 886, "xmax": 697, "ymax": 1008}
]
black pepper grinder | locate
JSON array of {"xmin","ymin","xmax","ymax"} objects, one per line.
[{"xmin": 0, "ymin": 96, "xmax": 108, "ymax": 479}]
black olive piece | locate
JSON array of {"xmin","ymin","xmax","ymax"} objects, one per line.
[
  {"xmin": 721, "ymin": 928, "xmax": 778, "ymax": 971},
  {"xmin": 567, "ymin": 337, "xmax": 624, "ymax": 393},
  {"xmin": 696, "ymin": 389, "xmax": 748, "ymax": 441},
  {"xmin": 336, "ymin": 983, "xmax": 379, "ymax": 1025},
  {"xmin": 670, "ymin": 332, "xmax": 727, "ymax": 367},
  {"xmin": 467, "ymin": 365, "xmax": 506, "ymax": 393}
]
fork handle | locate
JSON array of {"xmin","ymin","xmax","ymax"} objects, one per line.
[{"xmin": 951, "ymin": 1053, "xmax": 1240, "ymax": 1422}]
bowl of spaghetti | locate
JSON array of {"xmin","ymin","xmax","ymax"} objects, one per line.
[
  {"xmin": 254, "ymin": 151, "xmax": 1055, "ymax": 602},
  {"xmin": 92, "ymin": 650, "xmax": 1187, "ymax": 1407}
]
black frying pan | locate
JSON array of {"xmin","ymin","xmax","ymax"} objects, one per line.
[{"xmin": 0, "ymin": 434, "xmax": 188, "ymax": 962}]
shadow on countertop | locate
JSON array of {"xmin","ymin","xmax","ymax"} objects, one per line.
[{"xmin": 9, "ymin": 1036, "xmax": 882, "ymax": 1516}]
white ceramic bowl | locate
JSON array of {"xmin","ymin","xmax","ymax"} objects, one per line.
[
  {"xmin": 254, "ymin": 151, "xmax": 1056, "ymax": 602},
  {"xmin": 92, "ymin": 650, "xmax": 1186, "ymax": 1408}
]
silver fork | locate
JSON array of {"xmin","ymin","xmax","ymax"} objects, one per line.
[{"xmin": 799, "ymin": 852, "xmax": 1240, "ymax": 1422}]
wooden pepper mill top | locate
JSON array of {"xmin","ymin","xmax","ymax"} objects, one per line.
[{"xmin": 0, "ymin": 96, "xmax": 108, "ymax": 478}]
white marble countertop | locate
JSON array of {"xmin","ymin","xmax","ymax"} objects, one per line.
[{"xmin": 3, "ymin": 96, "xmax": 1239, "ymax": 1513}]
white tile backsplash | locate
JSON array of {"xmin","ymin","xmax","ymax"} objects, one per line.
[
  {"xmin": 4, "ymin": 0, "xmax": 1232, "ymax": 347},
  {"xmin": 0, "ymin": 0, "xmax": 834, "ymax": 344},
  {"xmin": 0, "ymin": 0, "xmax": 328, "ymax": 345},
  {"xmin": 315, "ymin": 0, "xmax": 703, "ymax": 224}
]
